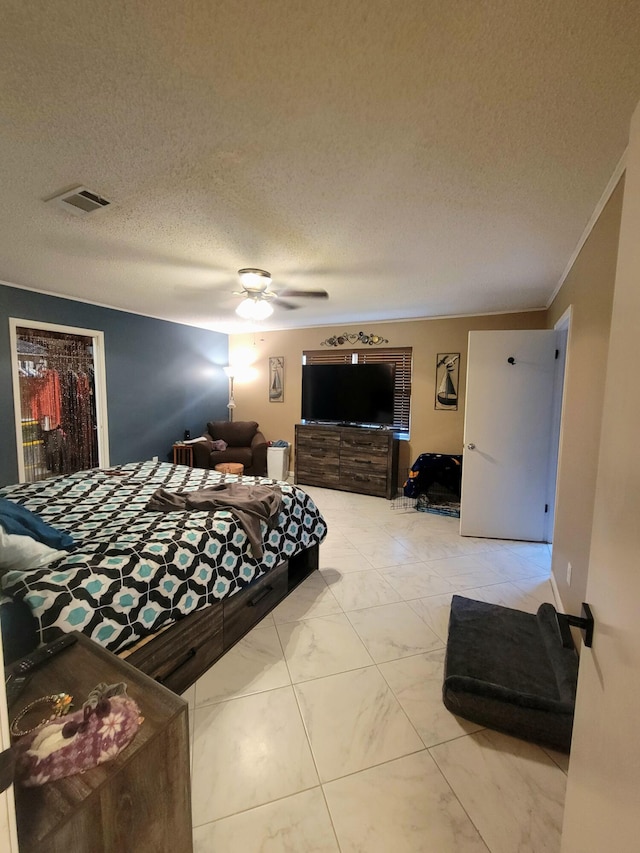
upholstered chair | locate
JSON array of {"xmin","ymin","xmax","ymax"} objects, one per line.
[{"xmin": 191, "ymin": 420, "xmax": 268, "ymax": 476}]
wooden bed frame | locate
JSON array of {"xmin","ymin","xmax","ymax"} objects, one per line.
[{"xmin": 121, "ymin": 543, "xmax": 319, "ymax": 695}]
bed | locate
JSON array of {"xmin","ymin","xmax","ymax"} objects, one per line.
[{"xmin": 0, "ymin": 461, "xmax": 327, "ymax": 692}]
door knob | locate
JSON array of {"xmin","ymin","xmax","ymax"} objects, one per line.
[{"xmin": 466, "ymin": 443, "xmax": 476, "ymax": 450}]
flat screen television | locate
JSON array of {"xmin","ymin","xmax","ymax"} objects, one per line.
[{"xmin": 301, "ymin": 363, "xmax": 396, "ymax": 427}]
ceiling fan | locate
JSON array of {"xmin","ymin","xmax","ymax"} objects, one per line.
[{"xmin": 233, "ymin": 268, "xmax": 328, "ymax": 320}]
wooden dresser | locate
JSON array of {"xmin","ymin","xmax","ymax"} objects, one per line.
[
  {"xmin": 295, "ymin": 424, "xmax": 399, "ymax": 499},
  {"xmin": 8, "ymin": 633, "xmax": 192, "ymax": 853}
]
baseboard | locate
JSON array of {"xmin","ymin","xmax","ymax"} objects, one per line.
[{"xmin": 549, "ymin": 570, "xmax": 564, "ymax": 612}]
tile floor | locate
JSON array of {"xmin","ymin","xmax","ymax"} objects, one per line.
[{"xmin": 184, "ymin": 487, "xmax": 569, "ymax": 852}]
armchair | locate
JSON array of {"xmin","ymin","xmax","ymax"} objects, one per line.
[{"xmin": 191, "ymin": 420, "xmax": 268, "ymax": 476}]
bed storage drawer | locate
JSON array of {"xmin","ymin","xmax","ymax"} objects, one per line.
[
  {"xmin": 223, "ymin": 562, "xmax": 288, "ymax": 648},
  {"xmin": 126, "ymin": 604, "xmax": 223, "ymax": 695}
]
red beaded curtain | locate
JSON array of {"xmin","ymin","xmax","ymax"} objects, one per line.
[{"xmin": 16, "ymin": 327, "xmax": 99, "ymax": 482}]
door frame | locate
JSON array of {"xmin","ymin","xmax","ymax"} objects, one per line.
[
  {"xmin": 9, "ymin": 318, "xmax": 110, "ymax": 482},
  {"xmin": 545, "ymin": 305, "xmax": 572, "ymax": 543}
]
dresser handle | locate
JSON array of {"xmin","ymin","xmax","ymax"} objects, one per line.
[
  {"xmin": 248, "ymin": 585, "xmax": 274, "ymax": 607},
  {"xmin": 157, "ymin": 647, "xmax": 196, "ymax": 683}
]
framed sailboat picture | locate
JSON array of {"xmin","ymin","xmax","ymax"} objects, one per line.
[
  {"xmin": 435, "ymin": 353, "xmax": 460, "ymax": 410},
  {"xmin": 269, "ymin": 356, "xmax": 284, "ymax": 402}
]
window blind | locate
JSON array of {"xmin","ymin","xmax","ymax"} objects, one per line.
[{"xmin": 303, "ymin": 347, "xmax": 412, "ymax": 431}]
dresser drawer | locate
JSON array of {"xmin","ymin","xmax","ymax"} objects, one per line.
[
  {"xmin": 296, "ymin": 427, "xmax": 341, "ymax": 451},
  {"xmin": 223, "ymin": 562, "xmax": 288, "ymax": 648},
  {"xmin": 299, "ymin": 446, "xmax": 339, "ymax": 466},
  {"xmin": 342, "ymin": 447, "xmax": 389, "ymax": 472},
  {"xmin": 341, "ymin": 433, "xmax": 389, "ymax": 452},
  {"xmin": 126, "ymin": 604, "xmax": 223, "ymax": 695},
  {"xmin": 297, "ymin": 456, "xmax": 340, "ymax": 486},
  {"xmin": 339, "ymin": 466, "xmax": 389, "ymax": 497}
]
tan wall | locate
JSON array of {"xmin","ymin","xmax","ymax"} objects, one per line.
[
  {"xmin": 229, "ymin": 310, "xmax": 545, "ymax": 482},
  {"xmin": 547, "ymin": 179, "xmax": 624, "ymax": 614},
  {"xmin": 228, "ymin": 181, "xmax": 623, "ymax": 623}
]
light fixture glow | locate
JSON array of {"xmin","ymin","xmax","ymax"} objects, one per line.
[
  {"xmin": 235, "ymin": 297, "xmax": 274, "ymax": 320},
  {"xmin": 238, "ymin": 268, "xmax": 272, "ymax": 289}
]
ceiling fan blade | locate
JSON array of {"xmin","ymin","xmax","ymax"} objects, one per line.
[
  {"xmin": 277, "ymin": 288, "xmax": 329, "ymax": 299},
  {"xmin": 276, "ymin": 299, "xmax": 300, "ymax": 310}
]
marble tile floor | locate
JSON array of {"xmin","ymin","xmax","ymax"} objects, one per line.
[{"xmin": 186, "ymin": 486, "xmax": 567, "ymax": 852}]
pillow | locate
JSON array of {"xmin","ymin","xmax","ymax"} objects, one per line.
[
  {"xmin": 207, "ymin": 420, "xmax": 259, "ymax": 447},
  {"xmin": 0, "ymin": 498, "xmax": 74, "ymax": 549},
  {"xmin": 0, "ymin": 527, "xmax": 68, "ymax": 573}
]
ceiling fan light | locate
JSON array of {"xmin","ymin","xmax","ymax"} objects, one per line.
[
  {"xmin": 235, "ymin": 297, "xmax": 274, "ymax": 320},
  {"xmin": 238, "ymin": 268, "xmax": 271, "ymax": 289}
]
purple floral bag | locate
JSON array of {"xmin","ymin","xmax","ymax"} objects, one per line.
[{"xmin": 13, "ymin": 682, "xmax": 142, "ymax": 787}]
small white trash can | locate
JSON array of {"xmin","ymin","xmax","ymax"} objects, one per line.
[{"xmin": 267, "ymin": 444, "xmax": 290, "ymax": 480}]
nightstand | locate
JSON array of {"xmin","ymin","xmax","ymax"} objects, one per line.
[
  {"xmin": 173, "ymin": 443, "xmax": 194, "ymax": 466},
  {"xmin": 8, "ymin": 632, "xmax": 192, "ymax": 853}
]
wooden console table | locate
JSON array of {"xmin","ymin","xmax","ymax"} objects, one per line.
[{"xmin": 8, "ymin": 633, "xmax": 192, "ymax": 853}]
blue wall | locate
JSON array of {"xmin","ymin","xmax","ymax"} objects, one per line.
[{"xmin": 0, "ymin": 283, "xmax": 229, "ymax": 485}]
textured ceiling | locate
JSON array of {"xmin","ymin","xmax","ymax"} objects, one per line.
[{"xmin": 2, "ymin": 1, "xmax": 640, "ymax": 333}]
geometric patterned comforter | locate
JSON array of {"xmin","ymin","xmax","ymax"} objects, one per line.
[{"xmin": 0, "ymin": 461, "xmax": 327, "ymax": 654}]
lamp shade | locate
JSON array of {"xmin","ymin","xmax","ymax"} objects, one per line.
[
  {"xmin": 236, "ymin": 298, "xmax": 274, "ymax": 320},
  {"xmin": 238, "ymin": 268, "xmax": 271, "ymax": 289}
]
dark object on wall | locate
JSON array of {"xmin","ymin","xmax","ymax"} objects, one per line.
[
  {"xmin": 443, "ymin": 595, "xmax": 578, "ymax": 753},
  {"xmin": 435, "ymin": 353, "xmax": 460, "ymax": 410},
  {"xmin": 0, "ymin": 598, "xmax": 39, "ymax": 665},
  {"xmin": 192, "ymin": 420, "xmax": 268, "ymax": 475},
  {"xmin": 556, "ymin": 602, "xmax": 595, "ymax": 649}
]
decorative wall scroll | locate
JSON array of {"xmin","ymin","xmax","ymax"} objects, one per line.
[
  {"xmin": 269, "ymin": 356, "xmax": 284, "ymax": 402},
  {"xmin": 320, "ymin": 331, "xmax": 389, "ymax": 347},
  {"xmin": 435, "ymin": 353, "xmax": 460, "ymax": 410}
]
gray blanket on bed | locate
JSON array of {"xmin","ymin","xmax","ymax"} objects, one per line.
[{"xmin": 146, "ymin": 483, "xmax": 283, "ymax": 558}]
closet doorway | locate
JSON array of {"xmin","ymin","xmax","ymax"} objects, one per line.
[{"xmin": 9, "ymin": 319, "xmax": 110, "ymax": 483}]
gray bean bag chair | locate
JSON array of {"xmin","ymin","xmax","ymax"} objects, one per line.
[{"xmin": 443, "ymin": 595, "xmax": 578, "ymax": 752}]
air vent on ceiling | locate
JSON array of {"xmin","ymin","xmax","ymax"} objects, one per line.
[{"xmin": 48, "ymin": 186, "xmax": 112, "ymax": 216}]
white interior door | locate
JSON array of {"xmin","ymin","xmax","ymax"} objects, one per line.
[
  {"xmin": 560, "ymin": 101, "xmax": 640, "ymax": 853},
  {"xmin": 460, "ymin": 329, "xmax": 556, "ymax": 540}
]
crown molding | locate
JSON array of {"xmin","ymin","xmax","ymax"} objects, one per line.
[{"xmin": 547, "ymin": 149, "xmax": 627, "ymax": 308}]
